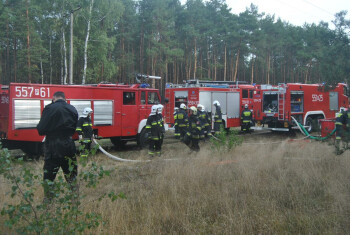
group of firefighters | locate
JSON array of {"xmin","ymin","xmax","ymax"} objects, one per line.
[
  {"xmin": 172, "ymin": 101, "xmax": 219, "ymax": 152},
  {"xmin": 335, "ymin": 107, "xmax": 350, "ymax": 155}
]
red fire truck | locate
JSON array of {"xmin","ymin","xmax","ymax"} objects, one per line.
[
  {"xmin": 0, "ymin": 81, "xmax": 162, "ymax": 155},
  {"xmin": 252, "ymin": 83, "xmax": 349, "ymax": 131},
  {"xmin": 164, "ymin": 80, "xmax": 255, "ymax": 129}
]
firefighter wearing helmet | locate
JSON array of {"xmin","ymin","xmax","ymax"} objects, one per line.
[
  {"xmin": 156, "ymin": 104, "xmax": 165, "ymax": 146},
  {"xmin": 335, "ymin": 107, "xmax": 347, "ymax": 155},
  {"xmin": 185, "ymin": 106, "xmax": 201, "ymax": 151},
  {"xmin": 76, "ymin": 107, "xmax": 94, "ymax": 157},
  {"xmin": 177, "ymin": 103, "xmax": 189, "ymax": 140},
  {"xmin": 173, "ymin": 107, "xmax": 180, "ymax": 138},
  {"xmin": 197, "ymin": 104, "xmax": 211, "ymax": 139},
  {"xmin": 345, "ymin": 107, "xmax": 350, "ymax": 150},
  {"xmin": 213, "ymin": 100, "xmax": 223, "ymax": 135},
  {"xmin": 241, "ymin": 104, "xmax": 253, "ymax": 133},
  {"xmin": 146, "ymin": 105, "xmax": 164, "ymax": 156}
]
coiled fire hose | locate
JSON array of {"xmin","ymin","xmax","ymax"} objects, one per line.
[{"xmin": 291, "ymin": 116, "xmax": 336, "ymax": 141}]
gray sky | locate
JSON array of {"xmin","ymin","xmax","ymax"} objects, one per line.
[
  {"xmin": 181, "ymin": 0, "xmax": 350, "ymax": 27},
  {"xmin": 227, "ymin": 0, "xmax": 349, "ymax": 26}
]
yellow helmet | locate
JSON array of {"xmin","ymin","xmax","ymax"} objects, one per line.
[{"xmin": 190, "ymin": 106, "xmax": 197, "ymax": 115}]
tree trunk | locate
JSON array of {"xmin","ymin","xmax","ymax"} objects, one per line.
[
  {"xmin": 14, "ymin": 38, "xmax": 17, "ymax": 82},
  {"xmin": 267, "ymin": 52, "xmax": 270, "ymax": 84},
  {"xmin": 251, "ymin": 59, "xmax": 254, "ymax": 84},
  {"xmin": 224, "ymin": 44, "xmax": 227, "ymax": 81},
  {"xmin": 26, "ymin": 0, "xmax": 31, "ymax": 83},
  {"xmin": 62, "ymin": 29, "xmax": 68, "ymax": 84},
  {"xmin": 207, "ymin": 39, "xmax": 210, "ymax": 79},
  {"xmin": 49, "ymin": 37, "xmax": 52, "ymax": 84},
  {"xmin": 82, "ymin": 0, "xmax": 94, "ymax": 84},
  {"xmin": 193, "ymin": 38, "xmax": 197, "ymax": 79},
  {"xmin": 6, "ymin": 7, "xmax": 9, "ymax": 83},
  {"xmin": 233, "ymin": 48, "xmax": 240, "ymax": 82},
  {"xmin": 40, "ymin": 57, "xmax": 44, "ymax": 84},
  {"xmin": 214, "ymin": 51, "xmax": 217, "ymax": 81}
]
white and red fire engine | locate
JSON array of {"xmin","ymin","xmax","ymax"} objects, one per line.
[
  {"xmin": 252, "ymin": 83, "xmax": 349, "ymax": 131},
  {"xmin": 164, "ymin": 80, "xmax": 255, "ymax": 129},
  {"xmin": 0, "ymin": 80, "xmax": 162, "ymax": 155}
]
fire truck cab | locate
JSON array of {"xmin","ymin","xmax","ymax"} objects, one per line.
[
  {"xmin": 0, "ymin": 82, "xmax": 162, "ymax": 156},
  {"xmin": 165, "ymin": 80, "xmax": 251, "ymax": 129},
  {"xmin": 253, "ymin": 83, "xmax": 349, "ymax": 132}
]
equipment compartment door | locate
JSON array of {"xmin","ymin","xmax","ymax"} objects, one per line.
[
  {"xmin": 122, "ymin": 91, "xmax": 138, "ymax": 136},
  {"xmin": 329, "ymin": 92, "xmax": 338, "ymax": 111},
  {"xmin": 174, "ymin": 91, "xmax": 188, "ymax": 108},
  {"xmin": 227, "ymin": 92, "xmax": 240, "ymax": 118}
]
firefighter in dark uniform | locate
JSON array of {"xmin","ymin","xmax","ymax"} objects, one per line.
[
  {"xmin": 76, "ymin": 107, "xmax": 93, "ymax": 157},
  {"xmin": 156, "ymin": 104, "xmax": 165, "ymax": 146},
  {"xmin": 241, "ymin": 104, "xmax": 253, "ymax": 133},
  {"xmin": 177, "ymin": 103, "xmax": 189, "ymax": 140},
  {"xmin": 344, "ymin": 108, "xmax": 350, "ymax": 150},
  {"xmin": 197, "ymin": 104, "xmax": 211, "ymax": 139},
  {"xmin": 36, "ymin": 91, "xmax": 78, "ymax": 201},
  {"xmin": 173, "ymin": 107, "xmax": 180, "ymax": 138},
  {"xmin": 186, "ymin": 106, "xmax": 201, "ymax": 151},
  {"xmin": 146, "ymin": 105, "xmax": 163, "ymax": 156},
  {"xmin": 335, "ymin": 108, "xmax": 346, "ymax": 155},
  {"xmin": 213, "ymin": 100, "xmax": 223, "ymax": 135}
]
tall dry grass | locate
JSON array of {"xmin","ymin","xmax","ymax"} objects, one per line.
[{"xmin": 1, "ymin": 136, "xmax": 350, "ymax": 234}]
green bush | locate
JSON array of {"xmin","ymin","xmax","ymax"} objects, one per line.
[
  {"xmin": 210, "ymin": 127, "xmax": 243, "ymax": 152},
  {"xmin": 0, "ymin": 144, "xmax": 125, "ymax": 234}
]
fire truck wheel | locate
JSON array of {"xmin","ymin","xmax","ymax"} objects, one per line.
[
  {"xmin": 305, "ymin": 117, "xmax": 314, "ymax": 133},
  {"xmin": 21, "ymin": 142, "xmax": 43, "ymax": 160},
  {"xmin": 138, "ymin": 128, "xmax": 149, "ymax": 149},
  {"xmin": 110, "ymin": 137, "xmax": 127, "ymax": 149}
]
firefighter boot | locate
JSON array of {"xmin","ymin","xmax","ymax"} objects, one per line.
[{"xmin": 335, "ymin": 140, "xmax": 343, "ymax": 155}]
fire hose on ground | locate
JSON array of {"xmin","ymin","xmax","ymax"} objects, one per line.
[
  {"xmin": 291, "ymin": 116, "xmax": 336, "ymax": 141},
  {"xmin": 93, "ymin": 139, "xmax": 150, "ymax": 162}
]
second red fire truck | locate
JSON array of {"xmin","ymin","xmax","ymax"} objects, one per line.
[
  {"xmin": 252, "ymin": 83, "xmax": 349, "ymax": 131},
  {"xmin": 164, "ymin": 80, "xmax": 255, "ymax": 129}
]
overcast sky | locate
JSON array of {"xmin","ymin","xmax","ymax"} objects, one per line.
[
  {"xmin": 227, "ymin": 0, "xmax": 349, "ymax": 26},
  {"xmin": 181, "ymin": 0, "xmax": 350, "ymax": 27}
]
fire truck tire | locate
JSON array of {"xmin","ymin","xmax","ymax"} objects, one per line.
[
  {"xmin": 137, "ymin": 128, "xmax": 149, "ymax": 149},
  {"xmin": 21, "ymin": 142, "xmax": 43, "ymax": 159},
  {"xmin": 110, "ymin": 137, "xmax": 127, "ymax": 149}
]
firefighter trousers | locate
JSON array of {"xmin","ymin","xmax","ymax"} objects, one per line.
[
  {"xmin": 149, "ymin": 139, "xmax": 162, "ymax": 155},
  {"xmin": 43, "ymin": 155, "xmax": 78, "ymax": 200}
]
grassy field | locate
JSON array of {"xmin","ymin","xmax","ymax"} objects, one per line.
[{"xmin": 1, "ymin": 133, "xmax": 350, "ymax": 234}]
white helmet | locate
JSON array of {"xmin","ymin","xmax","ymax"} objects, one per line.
[
  {"xmin": 213, "ymin": 100, "xmax": 220, "ymax": 106},
  {"xmin": 157, "ymin": 104, "xmax": 164, "ymax": 113},
  {"xmin": 244, "ymin": 104, "xmax": 248, "ymax": 108},
  {"xmin": 180, "ymin": 103, "xmax": 186, "ymax": 109},
  {"xmin": 174, "ymin": 107, "xmax": 179, "ymax": 111},
  {"xmin": 189, "ymin": 106, "xmax": 197, "ymax": 115},
  {"xmin": 197, "ymin": 104, "xmax": 204, "ymax": 111},
  {"xmin": 150, "ymin": 105, "xmax": 158, "ymax": 115},
  {"xmin": 81, "ymin": 107, "xmax": 93, "ymax": 117}
]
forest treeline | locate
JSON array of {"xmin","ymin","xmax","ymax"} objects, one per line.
[{"xmin": 0, "ymin": 0, "xmax": 349, "ymax": 92}]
